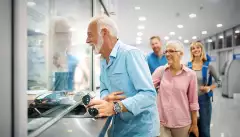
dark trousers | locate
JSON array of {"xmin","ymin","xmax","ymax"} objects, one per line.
[{"xmin": 198, "ymin": 94, "xmax": 212, "ymax": 137}]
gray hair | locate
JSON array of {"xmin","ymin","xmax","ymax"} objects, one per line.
[
  {"xmin": 166, "ymin": 40, "xmax": 184, "ymax": 53},
  {"xmin": 90, "ymin": 15, "xmax": 118, "ymax": 37}
]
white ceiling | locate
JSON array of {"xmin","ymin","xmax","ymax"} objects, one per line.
[{"xmin": 111, "ymin": 0, "xmax": 240, "ymax": 52}]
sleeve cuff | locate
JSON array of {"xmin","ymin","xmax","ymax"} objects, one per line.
[
  {"xmin": 121, "ymin": 99, "xmax": 136, "ymax": 116},
  {"xmin": 190, "ymin": 103, "xmax": 199, "ymax": 111},
  {"xmin": 100, "ymin": 92, "xmax": 108, "ymax": 100}
]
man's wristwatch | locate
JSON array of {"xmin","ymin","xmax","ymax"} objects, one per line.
[{"xmin": 113, "ymin": 102, "xmax": 122, "ymax": 114}]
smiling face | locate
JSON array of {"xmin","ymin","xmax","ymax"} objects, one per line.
[
  {"xmin": 164, "ymin": 44, "xmax": 183, "ymax": 65},
  {"xmin": 151, "ymin": 38, "xmax": 162, "ymax": 54},
  {"xmin": 86, "ymin": 22, "xmax": 104, "ymax": 54},
  {"xmin": 190, "ymin": 42, "xmax": 207, "ymax": 62},
  {"xmin": 191, "ymin": 44, "xmax": 202, "ymax": 58}
]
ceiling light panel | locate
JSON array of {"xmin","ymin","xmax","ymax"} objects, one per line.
[
  {"xmin": 219, "ymin": 35, "xmax": 224, "ymax": 39},
  {"xmin": 177, "ymin": 25, "xmax": 184, "ymax": 28},
  {"xmin": 139, "ymin": 16, "xmax": 146, "ymax": 21},
  {"xmin": 192, "ymin": 36, "xmax": 197, "ymax": 40},
  {"xmin": 169, "ymin": 32, "xmax": 175, "ymax": 36},
  {"xmin": 235, "ymin": 30, "xmax": 240, "ymax": 34},
  {"xmin": 202, "ymin": 31, "xmax": 207, "ymax": 35},
  {"xmin": 217, "ymin": 24, "xmax": 223, "ymax": 28},
  {"xmin": 137, "ymin": 25, "xmax": 145, "ymax": 30},
  {"xmin": 178, "ymin": 36, "xmax": 182, "ymax": 40},
  {"xmin": 208, "ymin": 39, "xmax": 213, "ymax": 43},
  {"xmin": 184, "ymin": 40, "xmax": 189, "ymax": 43},
  {"xmin": 135, "ymin": 7, "xmax": 140, "ymax": 10},
  {"xmin": 136, "ymin": 41, "xmax": 141, "ymax": 44},
  {"xmin": 189, "ymin": 13, "xmax": 197, "ymax": 18},
  {"xmin": 164, "ymin": 36, "xmax": 170, "ymax": 40}
]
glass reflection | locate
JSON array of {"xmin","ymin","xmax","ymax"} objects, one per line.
[{"xmin": 27, "ymin": 0, "xmax": 91, "ymax": 134}]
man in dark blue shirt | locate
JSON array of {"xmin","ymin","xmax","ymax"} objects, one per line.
[{"xmin": 147, "ymin": 36, "xmax": 168, "ymax": 74}]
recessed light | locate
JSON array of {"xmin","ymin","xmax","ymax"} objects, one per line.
[
  {"xmin": 169, "ymin": 32, "xmax": 175, "ymax": 36},
  {"xmin": 184, "ymin": 40, "xmax": 189, "ymax": 43},
  {"xmin": 219, "ymin": 35, "xmax": 224, "ymax": 39},
  {"xmin": 27, "ymin": 1, "xmax": 36, "ymax": 7},
  {"xmin": 137, "ymin": 25, "xmax": 145, "ymax": 30},
  {"xmin": 177, "ymin": 25, "xmax": 184, "ymax": 28},
  {"xmin": 137, "ymin": 32, "xmax": 143, "ymax": 36},
  {"xmin": 192, "ymin": 36, "xmax": 197, "ymax": 40},
  {"xmin": 235, "ymin": 30, "xmax": 240, "ymax": 33},
  {"xmin": 135, "ymin": 7, "xmax": 140, "ymax": 10},
  {"xmin": 202, "ymin": 31, "xmax": 207, "ymax": 35},
  {"xmin": 34, "ymin": 29, "xmax": 40, "ymax": 32},
  {"xmin": 69, "ymin": 28, "xmax": 76, "ymax": 31},
  {"xmin": 136, "ymin": 37, "xmax": 142, "ymax": 41},
  {"xmin": 136, "ymin": 41, "xmax": 141, "ymax": 44},
  {"xmin": 164, "ymin": 36, "xmax": 170, "ymax": 40},
  {"xmin": 189, "ymin": 13, "xmax": 197, "ymax": 18},
  {"xmin": 139, "ymin": 16, "xmax": 146, "ymax": 21},
  {"xmin": 208, "ymin": 39, "xmax": 213, "ymax": 43},
  {"xmin": 178, "ymin": 36, "xmax": 182, "ymax": 40},
  {"xmin": 217, "ymin": 24, "xmax": 223, "ymax": 28}
]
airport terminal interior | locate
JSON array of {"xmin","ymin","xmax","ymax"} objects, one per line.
[{"xmin": 0, "ymin": 0, "xmax": 240, "ymax": 137}]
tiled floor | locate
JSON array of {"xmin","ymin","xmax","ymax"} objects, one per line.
[{"xmin": 211, "ymin": 88, "xmax": 240, "ymax": 137}]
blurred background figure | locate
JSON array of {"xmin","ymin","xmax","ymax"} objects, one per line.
[{"xmin": 147, "ymin": 36, "xmax": 168, "ymax": 74}]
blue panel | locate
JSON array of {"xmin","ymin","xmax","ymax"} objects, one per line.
[
  {"xmin": 233, "ymin": 54, "xmax": 240, "ymax": 60},
  {"xmin": 211, "ymin": 56, "xmax": 217, "ymax": 62}
]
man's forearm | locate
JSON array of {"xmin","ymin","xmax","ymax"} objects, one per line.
[{"xmin": 191, "ymin": 110, "xmax": 198, "ymax": 125}]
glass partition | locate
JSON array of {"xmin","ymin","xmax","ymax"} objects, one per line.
[
  {"xmin": 217, "ymin": 33, "xmax": 224, "ymax": 49},
  {"xmin": 27, "ymin": 0, "xmax": 92, "ymax": 134},
  {"xmin": 235, "ymin": 27, "xmax": 240, "ymax": 46}
]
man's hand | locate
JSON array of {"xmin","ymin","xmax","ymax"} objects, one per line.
[
  {"xmin": 200, "ymin": 86, "xmax": 211, "ymax": 93},
  {"xmin": 87, "ymin": 99, "xmax": 115, "ymax": 117},
  {"xmin": 103, "ymin": 91, "xmax": 126, "ymax": 102},
  {"xmin": 188, "ymin": 124, "xmax": 199, "ymax": 137}
]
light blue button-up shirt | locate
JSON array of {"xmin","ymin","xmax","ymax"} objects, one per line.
[{"xmin": 100, "ymin": 40, "xmax": 160, "ymax": 137}]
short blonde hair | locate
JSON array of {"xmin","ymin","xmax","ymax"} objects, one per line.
[{"xmin": 190, "ymin": 42, "xmax": 207, "ymax": 62}]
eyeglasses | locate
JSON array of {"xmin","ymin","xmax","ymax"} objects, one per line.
[{"xmin": 163, "ymin": 50, "xmax": 180, "ymax": 54}]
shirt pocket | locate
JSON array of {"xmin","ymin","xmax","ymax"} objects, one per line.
[{"xmin": 108, "ymin": 70, "xmax": 126, "ymax": 92}]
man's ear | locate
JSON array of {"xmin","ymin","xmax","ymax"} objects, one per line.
[{"xmin": 101, "ymin": 28, "xmax": 109, "ymax": 36}]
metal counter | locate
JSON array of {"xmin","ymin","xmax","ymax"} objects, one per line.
[{"xmin": 37, "ymin": 118, "xmax": 107, "ymax": 137}]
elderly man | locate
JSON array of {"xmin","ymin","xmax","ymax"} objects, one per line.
[
  {"xmin": 86, "ymin": 15, "xmax": 160, "ymax": 137},
  {"xmin": 147, "ymin": 36, "xmax": 168, "ymax": 74}
]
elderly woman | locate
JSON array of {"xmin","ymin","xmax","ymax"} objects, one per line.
[{"xmin": 152, "ymin": 40, "xmax": 199, "ymax": 137}]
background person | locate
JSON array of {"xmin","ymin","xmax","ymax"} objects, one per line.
[
  {"xmin": 147, "ymin": 36, "xmax": 168, "ymax": 74},
  {"xmin": 188, "ymin": 42, "xmax": 221, "ymax": 137}
]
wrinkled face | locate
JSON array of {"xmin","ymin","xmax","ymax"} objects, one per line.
[
  {"xmin": 164, "ymin": 45, "xmax": 182, "ymax": 65},
  {"xmin": 191, "ymin": 44, "xmax": 202, "ymax": 57},
  {"xmin": 86, "ymin": 22, "xmax": 104, "ymax": 54},
  {"xmin": 151, "ymin": 38, "xmax": 162, "ymax": 53}
]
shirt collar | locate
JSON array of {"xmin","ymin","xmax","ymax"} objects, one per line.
[
  {"xmin": 110, "ymin": 40, "xmax": 121, "ymax": 58},
  {"xmin": 164, "ymin": 64, "xmax": 189, "ymax": 72}
]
